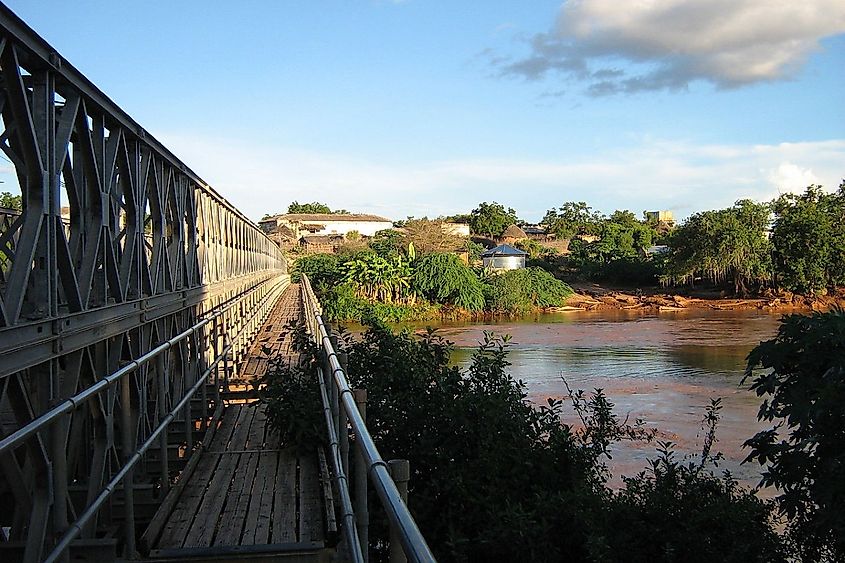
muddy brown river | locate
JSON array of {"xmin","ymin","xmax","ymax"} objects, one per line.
[{"xmin": 383, "ymin": 309, "xmax": 785, "ymax": 491}]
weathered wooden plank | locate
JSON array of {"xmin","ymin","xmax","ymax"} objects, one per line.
[
  {"xmin": 182, "ymin": 406, "xmax": 256, "ymax": 547},
  {"xmin": 247, "ymin": 404, "xmax": 268, "ymax": 449},
  {"xmin": 141, "ymin": 402, "xmax": 224, "ymax": 551},
  {"xmin": 212, "ymin": 451, "xmax": 259, "ymax": 547},
  {"xmin": 299, "ymin": 452, "xmax": 324, "ymax": 543},
  {"xmin": 155, "ymin": 405, "xmax": 241, "ymax": 548},
  {"xmin": 242, "ymin": 451, "xmax": 278, "ymax": 545},
  {"xmin": 272, "ymin": 449, "xmax": 298, "ymax": 544}
]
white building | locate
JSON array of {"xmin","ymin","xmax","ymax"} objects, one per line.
[
  {"xmin": 258, "ymin": 213, "xmax": 393, "ymax": 238},
  {"xmin": 442, "ymin": 222, "xmax": 470, "ymax": 237}
]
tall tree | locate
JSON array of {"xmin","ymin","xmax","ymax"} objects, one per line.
[
  {"xmin": 664, "ymin": 199, "xmax": 772, "ymax": 295},
  {"xmin": 469, "ymin": 202, "xmax": 518, "ymax": 238},
  {"xmin": 770, "ymin": 183, "xmax": 845, "ymax": 294},
  {"xmin": 540, "ymin": 201, "xmax": 604, "ymax": 239},
  {"xmin": 0, "ymin": 191, "xmax": 22, "ymax": 211},
  {"xmin": 287, "ymin": 201, "xmax": 333, "ymax": 214}
]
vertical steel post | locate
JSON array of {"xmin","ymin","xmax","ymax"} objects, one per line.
[
  {"xmin": 388, "ymin": 459, "xmax": 410, "ymax": 563},
  {"xmin": 354, "ymin": 389, "xmax": 369, "ymax": 562},
  {"xmin": 156, "ymin": 354, "xmax": 169, "ymax": 495},
  {"xmin": 183, "ymin": 339, "xmax": 193, "ymax": 449},
  {"xmin": 338, "ymin": 349, "xmax": 350, "ymax": 478},
  {"xmin": 328, "ymin": 334, "xmax": 340, "ymax": 439},
  {"xmin": 212, "ymin": 318, "xmax": 221, "ymax": 404},
  {"xmin": 119, "ymin": 375, "xmax": 136, "ymax": 558},
  {"xmin": 223, "ymin": 333, "xmax": 231, "ymax": 393},
  {"xmin": 199, "ymin": 333, "xmax": 208, "ymax": 433}
]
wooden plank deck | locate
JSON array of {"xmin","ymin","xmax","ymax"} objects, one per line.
[
  {"xmin": 148, "ymin": 402, "xmax": 328, "ymax": 555},
  {"xmin": 237, "ymin": 283, "xmax": 303, "ymax": 382},
  {"xmin": 144, "ymin": 284, "xmax": 334, "ymax": 560}
]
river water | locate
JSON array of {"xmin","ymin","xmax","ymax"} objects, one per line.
[{"xmin": 384, "ymin": 309, "xmax": 784, "ymax": 490}]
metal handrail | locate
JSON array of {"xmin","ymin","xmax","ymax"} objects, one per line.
[
  {"xmin": 0, "ymin": 275, "xmax": 285, "ymax": 456},
  {"xmin": 37, "ymin": 275, "xmax": 287, "ymax": 562},
  {"xmin": 300, "ymin": 276, "xmax": 436, "ymax": 563},
  {"xmin": 316, "ymin": 364, "xmax": 364, "ymax": 563}
]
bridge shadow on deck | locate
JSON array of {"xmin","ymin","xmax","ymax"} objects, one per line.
[{"xmin": 142, "ymin": 285, "xmax": 334, "ymax": 562}]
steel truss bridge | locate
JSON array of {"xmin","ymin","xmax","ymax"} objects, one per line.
[{"xmin": 0, "ymin": 4, "xmax": 433, "ymax": 563}]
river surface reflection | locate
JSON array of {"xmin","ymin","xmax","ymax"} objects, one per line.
[{"xmin": 369, "ymin": 309, "xmax": 784, "ymax": 490}]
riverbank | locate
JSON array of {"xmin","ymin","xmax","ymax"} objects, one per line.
[{"xmin": 557, "ymin": 282, "xmax": 845, "ymax": 313}]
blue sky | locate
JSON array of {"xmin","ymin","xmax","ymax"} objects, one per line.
[{"xmin": 4, "ymin": 0, "xmax": 844, "ymax": 222}]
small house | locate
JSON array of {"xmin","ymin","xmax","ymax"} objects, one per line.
[{"xmin": 481, "ymin": 244, "xmax": 527, "ymax": 270}]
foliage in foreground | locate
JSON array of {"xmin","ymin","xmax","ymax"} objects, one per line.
[
  {"xmin": 265, "ymin": 321, "xmax": 786, "ymax": 562},
  {"xmin": 744, "ymin": 308, "xmax": 845, "ymax": 561}
]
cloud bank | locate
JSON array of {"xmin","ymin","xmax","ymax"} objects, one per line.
[
  {"xmin": 160, "ymin": 132, "xmax": 844, "ymax": 223},
  {"xmin": 499, "ymin": 0, "xmax": 845, "ymax": 94}
]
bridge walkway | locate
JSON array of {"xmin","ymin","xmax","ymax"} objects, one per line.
[{"xmin": 142, "ymin": 284, "xmax": 335, "ymax": 562}]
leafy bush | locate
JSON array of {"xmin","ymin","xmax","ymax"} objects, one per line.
[
  {"xmin": 258, "ymin": 322, "xmax": 325, "ymax": 452},
  {"xmin": 411, "ymin": 252, "xmax": 485, "ymax": 311},
  {"xmin": 325, "ymin": 324, "xmax": 785, "ymax": 562},
  {"xmin": 743, "ymin": 309, "xmax": 845, "ymax": 561},
  {"xmin": 321, "ymin": 282, "xmax": 366, "ymax": 321},
  {"xmin": 484, "ymin": 266, "xmax": 573, "ymax": 315},
  {"xmin": 292, "ymin": 253, "xmax": 341, "ymax": 286},
  {"xmin": 595, "ymin": 401, "xmax": 785, "ymax": 563},
  {"xmin": 342, "ymin": 326, "xmax": 629, "ymax": 561}
]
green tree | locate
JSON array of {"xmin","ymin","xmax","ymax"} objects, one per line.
[
  {"xmin": 770, "ymin": 183, "xmax": 845, "ymax": 294},
  {"xmin": 743, "ymin": 309, "xmax": 845, "ymax": 562},
  {"xmin": 0, "ymin": 191, "xmax": 22, "ymax": 210},
  {"xmin": 341, "ymin": 253, "xmax": 413, "ymax": 304},
  {"xmin": 287, "ymin": 201, "xmax": 333, "ymax": 214},
  {"xmin": 369, "ymin": 229, "xmax": 404, "ymax": 257},
  {"xmin": 663, "ymin": 200, "xmax": 772, "ymax": 295},
  {"xmin": 292, "ymin": 253, "xmax": 342, "ymax": 287},
  {"xmin": 469, "ymin": 201, "xmax": 518, "ymax": 237},
  {"xmin": 411, "ymin": 253, "xmax": 485, "ymax": 310},
  {"xmin": 541, "ymin": 201, "xmax": 604, "ymax": 239},
  {"xmin": 443, "ymin": 212, "xmax": 471, "ymax": 224}
]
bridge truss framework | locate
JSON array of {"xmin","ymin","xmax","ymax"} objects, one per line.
[{"xmin": 0, "ymin": 4, "xmax": 288, "ymax": 561}]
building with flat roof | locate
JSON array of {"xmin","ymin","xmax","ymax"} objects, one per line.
[{"xmin": 258, "ymin": 213, "xmax": 393, "ymax": 238}]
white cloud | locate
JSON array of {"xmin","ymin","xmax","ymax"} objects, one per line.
[
  {"xmin": 159, "ymin": 132, "xmax": 844, "ymax": 223},
  {"xmin": 498, "ymin": 0, "xmax": 845, "ymax": 94},
  {"xmin": 765, "ymin": 163, "xmax": 822, "ymax": 196}
]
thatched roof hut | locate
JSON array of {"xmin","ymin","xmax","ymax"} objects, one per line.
[{"xmin": 500, "ymin": 224, "xmax": 527, "ymax": 243}]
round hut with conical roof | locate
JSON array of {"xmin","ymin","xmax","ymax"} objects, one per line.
[{"xmin": 500, "ymin": 224, "xmax": 527, "ymax": 245}]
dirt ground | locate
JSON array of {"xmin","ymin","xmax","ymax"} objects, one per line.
[{"xmin": 559, "ymin": 282, "xmax": 845, "ymax": 314}]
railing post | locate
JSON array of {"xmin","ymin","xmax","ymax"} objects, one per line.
[
  {"xmin": 120, "ymin": 374, "xmax": 136, "ymax": 558},
  {"xmin": 388, "ymin": 459, "xmax": 410, "ymax": 563},
  {"xmin": 223, "ymin": 333, "xmax": 231, "ymax": 393},
  {"xmin": 354, "ymin": 389, "xmax": 369, "ymax": 562},
  {"xmin": 328, "ymin": 334, "xmax": 340, "ymax": 438},
  {"xmin": 338, "ymin": 348, "xmax": 350, "ymax": 479},
  {"xmin": 198, "ymin": 332, "xmax": 208, "ymax": 433},
  {"xmin": 156, "ymin": 353, "xmax": 169, "ymax": 495}
]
